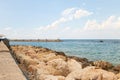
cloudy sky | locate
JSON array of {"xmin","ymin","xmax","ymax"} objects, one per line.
[{"xmin": 0, "ymin": 0, "xmax": 120, "ymax": 39}]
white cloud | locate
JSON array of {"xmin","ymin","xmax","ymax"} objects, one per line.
[
  {"xmin": 36, "ymin": 8, "xmax": 92, "ymax": 31},
  {"xmin": 36, "ymin": 17, "xmax": 67, "ymax": 31},
  {"xmin": 84, "ymin": 16, "xmax": 120, "ymax": 30},
  {"xmin": 74, "ymin": 9, "xmax": 92, "ymax": 19},
  {"xmin": 84, "ymin": 20, "xmax": 101, "ymax": 30},
  {"xmin": 51, "ymin": 16, "xmax": 120, "ymax": 39},
  {"xmin": 62, "ymin": 8, "xmax": 75, "ymax": 16},
  {"xmin": 34, "ymin": 12, "xmax": 120, "ymax": 39},
  {"xmin": 62, "ymin": 8, "xmax": 92, "ymax": 20},
  {"xmin": 73, "ymin": 16, "xmax": 120, "ymax": 39},
  {"xmin": 48, "ymin": 17, "xmax": 67, "ymax": 28}
]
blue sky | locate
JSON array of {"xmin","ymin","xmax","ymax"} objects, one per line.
[{"xmin": 0, "ymin": 0, "xmax": 120, "ymax": 39}]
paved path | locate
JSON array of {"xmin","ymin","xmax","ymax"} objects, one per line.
[{"xmin": 0, "ymin": 41, "xmax": 27, "ymax": 80}]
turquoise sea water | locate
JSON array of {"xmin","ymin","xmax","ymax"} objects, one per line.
[{"xmin": 10, "ymin": 39, "xmax": 120, "ymax": 65}]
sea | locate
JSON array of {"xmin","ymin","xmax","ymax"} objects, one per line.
[{"xmin": 10, "ymin": 39, "xmax": 120, "ymax": 65}]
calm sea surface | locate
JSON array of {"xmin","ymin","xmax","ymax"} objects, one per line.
[{"xmin": 10, "ymin": 39, "xmax": 120, "ymax": 65}]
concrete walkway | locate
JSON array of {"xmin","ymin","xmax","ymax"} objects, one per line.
[{"xmin": 0, "ymin": 41, "xmax": 27, "ymax": 80}]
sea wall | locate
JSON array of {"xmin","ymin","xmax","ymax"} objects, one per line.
[
  {"xmin": 11, "ymin": 45, "xmax": 120, "ymax": 80},
  {"xmin": 0, "ymin": 40, "xmax": 27, "ymax": 80}
]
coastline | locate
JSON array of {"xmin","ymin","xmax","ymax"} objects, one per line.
[
  {"xmin": 10, "ymin": 39, "xmax": 120, "ymax": 65},
  {"xmin": 10, "ymin": 45, "xmax": 120, "ymax": 80}
]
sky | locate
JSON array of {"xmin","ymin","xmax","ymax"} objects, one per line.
[{"xmin": 0, "ymin": 0, "xmax": 120, "ymax": 39}]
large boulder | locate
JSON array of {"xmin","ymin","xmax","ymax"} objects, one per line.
[
  {"xmin": 37, "ymin": 74, "xmax": 65, "ymax": 80},
  {"xmin": 47, "ymin": 58, "xmax": 69, "ymax": 76},
  {"xmin": 65, "ymin": 66, "xmax": 117, "ymax": 80},
  {"xmin": 67, "ymin": 59, "xmax": 82, "ymax": 72},
  {"xmin": 116, "ymin": 73, "xmax": 120, "ymax": 79}
]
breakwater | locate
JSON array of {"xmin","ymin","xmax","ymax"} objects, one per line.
[
  {"xmin": 10, "ymin": 39, "xmax": 62, "ymax": 42},
  {"xmin": 11, "ymin": 45, "xmax": 120, "ymax": 80}
]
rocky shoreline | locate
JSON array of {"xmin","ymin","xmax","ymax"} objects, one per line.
[{"xmin": 11, "ymin": 45, "xmax": 120, "ymax": 80}]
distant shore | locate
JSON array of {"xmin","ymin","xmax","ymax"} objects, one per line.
[{"xmin": 10, "ymin": 39, "xmax": 62, "ymax": 42}]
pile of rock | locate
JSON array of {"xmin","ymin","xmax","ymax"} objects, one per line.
[{"xmin": 11, "ymin": 45, "xmax": 120, "ymax": 80}]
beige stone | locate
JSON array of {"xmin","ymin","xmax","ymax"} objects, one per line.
[
  {"xmin": 65, "ymin": 66, "xmax": 117, "ymax": 80},
  {"xmin": 67, "ymin": 59, "xmax": 82, "ymax": 72},
  {"xmin": 116, "ymin": 73, "xmax": 120, "ymax": 79},
  {"xmin": 38, "ymin": 74, "xmax": 65, "ymax": 80}
]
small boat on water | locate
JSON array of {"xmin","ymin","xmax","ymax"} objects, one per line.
[{"xmin": 100, "ymin": 40, "xmax": 103, "ymax": 42}]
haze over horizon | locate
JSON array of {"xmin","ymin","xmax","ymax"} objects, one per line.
[{"xmin": 0, "ymin": 0, "xmax": 120, "ymax": 39}]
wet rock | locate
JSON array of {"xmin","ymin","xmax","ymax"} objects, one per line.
[
  {"xmin": 93, "ymin": 60, "xmax": 113, "ymax": 70},
  {"xmin": 113, "ymin": 64, "xmax": 120, "ymax": 73},
  {"xmin": 82, "ymin": 61, "xmax": 93, "ymax": 68},
  {"xmin": 55, "ymin": 51, "xmax": 66, "ymax": 56},
  {"xmin": 67, "ymin": 56, "xmax": 88, "ymax": 63},
  {"xmin": 40, "ymin": 48, "xmax": 50, "ymax": 52}
]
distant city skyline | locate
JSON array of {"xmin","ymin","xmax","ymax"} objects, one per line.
[{"xmin": 0, "ymin": 0, "xmax": 120, "ymax": 39}]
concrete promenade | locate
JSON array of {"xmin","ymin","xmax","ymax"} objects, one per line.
[{"xmin": 0, "ymin": 41, "xmax": 27, "ymax": 80}]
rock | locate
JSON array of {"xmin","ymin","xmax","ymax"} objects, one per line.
[
  {"xmin": 116, "ymin": 73, "xmax": 120, "ymax": 79},
  {"xmin": 65, "ymin": 66, "xmax": 117, "ymax": 80},
  {"xmin": 67, "ymin": 56, "xmax": 88, "ymax": 63},
  {"xmin": 48, "ymin": 55, "xmax": 67, "ymax": 61},
  {"xmin": 93, "ymin": 60, "xmax": 113, "ymax": 70},
  {"xmin": 25, "ymin": 49, "xmax": 36, "ymax": 55},
  {"xmin": 82, "ymin": 61, "xmax": 93, "ymax": 68},
  {"xmin": 40, "ymin": 47, "xmax": 50, "ymax": 52},
  {"xmin": 22, "ymin": 56, "xmax": 39, "ymax": 68},
  {"xmin": 47, "ymin": 59, "xmax": 66, "ymax": 69},
  {"xmin": 28, "ymin": 65, "xmax": 37, "ymax": 74},
  {"xmin": 67, "ymin": 59, "xmax": 82, "ymax": 72},
  {"xmin": 38, "ymin": 53, "xmax": 56, "ymax": 62},
  {"xmin": 47, "ymin": 58, "xmax": 69, "ymax": 76},
  {"xmin": 27, "ymin": 65, "xmax": 37, "ymax": 80},
  {"xmin": 113, "ymin": 64, "xmax": 120, "ymax": 73},
  {"xmin": 36, "ymin": 64, "xmax": 59, "ymax": 76},
  {"xmin": 11, "ymin": 45, "xmax": 118, "ymax": 80},
  {"xmin": 55, "ymin": 51, "xmax": 66, "ymax": 56},
  {"xmin": 38, "ymin": 74, "xmax": 65, "ymax": 80},
  {"xmin": 34, "ymin": 65, "xmax": 66, "ymax": 79}
]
